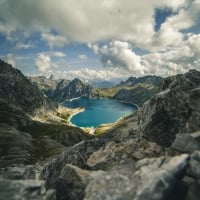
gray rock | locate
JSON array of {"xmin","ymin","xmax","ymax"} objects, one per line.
[
  {"xmin": 171, "ymin": 131, "xmax": 200, "ymax": 153},
  {"xmin": 138, "ymin": 69, "xmax": 200, "ymax": 147},
  {"xmin": 0, "ymin": 59, "xmax": 57, "ymax": 115},
  {"xmin": 0, "ymin": 164, "xmax": 56, "ymax": 200},
  {"xmin": 84, "ymin": 154, "xmax": 189, "ymax": 200},
  {"xmin": 28, "ymin": 76, "xmax": 57, "ymax": 99},
  {"xmin": 113, "ymin": 85, "xmax": 160, "ymax": 107},
  {"xmin": 41, "ymin": 138, "xmax": 106, "ymax": 188},
  {"xmin": 56, "ymin": 164, "xmax": 104, "ymax": 200},
  {"xmin": 87, "ymin": 139, "xmax": 165, "ymax": 170},
  {"xmin": 52, "ymin": 78, "xmax": 92, "ymax": 102},
  {"xmin": 0, "ymin": 167, "xmax": 26, "ymax": 180},
  {"xmin": 0, "ymin": 179, "xmax": 47, "ymax": 200},
  {"xmin": 187, "ymin": 151, "xmax": 200, "ymax": 178},
  {"xmin": 0, "ymin": 165, "xmax": 41, "ymax": 180},
  {"xmin": 0, "ymin": 124, "xmax": 33, "ymax": 167},
  {"xmin": 113, "ymin": 75, "xmax": 162, "ymax": 106},
  {"xmin": 56, "ymin": 164, "xmax": 91, "ymax": 200}
]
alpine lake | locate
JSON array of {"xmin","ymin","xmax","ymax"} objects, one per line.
[{"xmin": 63, "ymin": 97, "xmax": 137, "ymax": 128}]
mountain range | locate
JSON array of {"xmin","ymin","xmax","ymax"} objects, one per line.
[
  {"xmin": 29, "ymin": 73, "xmax": 163, "ymax": 106},
  {"xmin": 1, "ymin": 59, "xmax": 200, "ymax": 200}
]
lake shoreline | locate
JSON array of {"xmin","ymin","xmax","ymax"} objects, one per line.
[
  {"xmin": 64, "ymin": 97, "xmax": 137, "ymax": 135},
  {"xmin": 67, "ymin": 107, "xmax": 85, "ymax": 126}
]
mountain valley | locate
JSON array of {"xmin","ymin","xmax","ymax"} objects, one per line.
[
  {"xmin": 0, "ymin": 59, "xmax": 200, "ymax": 200},
  {"xmin": 29, "ymin": 73, "xmax": 163, "ymax": 106}
]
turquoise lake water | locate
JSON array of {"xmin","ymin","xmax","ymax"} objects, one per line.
[{"xmin": 63, "ymin": 97, "xmax": 137, "ymax": 128}]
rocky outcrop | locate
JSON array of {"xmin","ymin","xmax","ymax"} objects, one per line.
[
  {"xmin": 52, "ymin": 78, "xmax": 92, "ymax": 102},
  {"xmin": 41, "ymin": 138, "xmax": 106, "ymax": 188},
  {"xmin": 28, "ymin": 75, "xmax": 58, "ymax": 99},
  {"xmin": 85, "ymin": 154, "xmax": 188, "ymax": 200},
  {"xmin": 138, "ymin": 69, "xmax": 200, "ymax": 147},
  {"xmin": 29, "ymin": 77, "xmax": 93, "ymax": 102},
  {"xmin": 41, "ymin": 142, "xmax": 200, "ymax": 200},
  {"xmin": 56, "ymin": 164, "xmax": 104, "ymax": 200},
  {"xmin": 171, "ymin": 131, "xmax": 200, "ymax": 153},
  {"xmin": 0, "ymin": 60, "xmax": 91, "ymax": 167},
  {"xmin": 0, "ymin": 165, "xmax": 56, "ymax": 200},
  {"xmin": 1, "ymin": 64, "xmax": 200, "ymax": 200},
  {"xmin": 0, "ymin": 124, "xmax": 33, "ymax": 167},
  {"xmin": 113, "ymin": 85, "xmax": 159, "ymax": 106},
  {"xmin": 113, "ymin": 75, "xmax": 162, "ymax": 106},
  {"xmin": 0, "ymin": 59, "xmax": 57, "ymax": 115},
  {"xmin": 86, "ymin": 139, "xmax": 164, "ymax": 170},
  {"xmin": 118, "ymin": 75, "xmax": 163, "ymax": 87}
]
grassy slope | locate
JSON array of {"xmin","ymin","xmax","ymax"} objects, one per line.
[
  {"xmin": 91, "ymin": 86, "xmax": 121, "ymax": 98},
  {"xmin": 91, "ymin": 83, "xmax": 159, "ymax": 106},
  {"xmin": 0, "ymin": 100, "xmax": 92, "ymax": 165}
]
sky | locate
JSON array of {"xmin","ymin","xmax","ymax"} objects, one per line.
[{"xmin": 0, "ymin": 0, "xmax": 200, "ymax": 83}]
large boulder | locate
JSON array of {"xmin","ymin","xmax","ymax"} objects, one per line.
[
  {"xmin": 138, "ymin": 69, "xmax": 200, "ymax": 147},
  {"xmin": 187, "ymin": 151, "xmax": 200, "ymax": 178},
  {"xmin": 84, "ymin": 154, "xmax": 188, "ymax": 200},
  {"xmin": 56, "ymin": 164, "xmax": 104, "ymax": 200},
  {"xmin": 41, "ymin": 138, "xmax": 106, "ymax": 188},
  {"xmin": 87, "ymin": 139, "xmax": 164, "ymax": 170},
  {"xmin": 0, "ymin": 164, "xmax": 56, "ymax": 200},
  {"xmin": 171, "ymin": 131, "xmax": 200, "ymax": 153}
]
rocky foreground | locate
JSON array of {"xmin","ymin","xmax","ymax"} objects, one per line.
[{"xmin": 0, "ymin": 62, "xmax": 200, "ymax": 200}]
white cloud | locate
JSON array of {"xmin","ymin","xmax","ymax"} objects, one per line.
[
  {"xmin": 41, "ymin": 32, "xmax": 68, "ymax": 48},
  {"xmin": 142, "ymin": 39, "xmax": 200, "ymax": 76},
  {"xmin": 161, "ymin": 0, "xmax": 188, "ymax": 11},
  {"xmin": 152, "ymin": 21, "xmax": 184, "ymax": 50},
  {"xmin": 51, "ymin": 51, "xmax": 66, "ymax": 57},
  {"xmin": 0, "ymin": 21, "xmax": 16, "ymax": 35},
  {"xmin": 89, "ymin": 35, "xmax": 200, "ymax": 77},
  {"xmin": 90, "ymin": 40, "xmax": 146, "ymax": 75},
  {"xmin": 35, "ymin": 53, "xmax": 57, "ymax": 73},
  {"xmin": 5, "ymin": 54, "xmax": 16, "ymax": 67},
  {"xmin": 35, "ymin": 51, "xmax": 66, "ymax": 72},
  {"xmin": 0, "ymin": 0, "xmax": 190, "ymax": 45},
  {"xmin": 167, "ymin": 9, "xmax": 194, "ymax": 30},
  {"xmin": 188, "ymin": 34, "xmax": 200, "ymax": 56},
  {"xmin": 78, "ymin": 54, "xmax": 88, "ymax": 60},
  {"xmin": 0, "ymin": 0, "xmax": 199, "ymax": 78},
  {"xmin": 16, "ymin": 41, "xmax": 36, "ymax": 49},
  {"xmin": 56, "ymin": 67, "xmax": 130, "ymax": 82}
]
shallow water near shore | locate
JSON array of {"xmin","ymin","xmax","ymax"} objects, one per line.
[{"xmin": 63, "ymin": 97, "xmax": 137, "ymax": 128}]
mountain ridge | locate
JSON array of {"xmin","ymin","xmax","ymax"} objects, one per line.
[
  {"xmin": 1, "ymin": 59, "xmax": 200, "ymax": 200},
  {"xmin": 29, "ymin": 74, "xmax": 163, "ymax": 106},
  {"xmin": 0, "ymin": 59, "xmax": 91, "ymax": 168}
]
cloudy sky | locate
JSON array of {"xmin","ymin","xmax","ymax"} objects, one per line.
[{"xmin": 0, "ymin": 0, "xmax": 200, "ymax": 82}]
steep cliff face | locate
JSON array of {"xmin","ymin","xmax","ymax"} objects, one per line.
[
  {"xmin": 28, "ymin": 75, "xmax": 58, "ymax": 99},
  {"xmin": 0, "ymin": 60, "xmax": 91, "ymax": 167},
  {"xmin": 0, "ymin": 60, "xmax": 57, "ymax": 114},
  {"xmin": 138, "ymin": 69, "xmax": 200, "ymax": 146},
  {"xmin": 30, "ymin": 77, "xmax": 93, "ymax": 102},
  {"xmin": 113, "ymin": 75, "xmax": 163, "ymax": 106},
  {"xmin": 118, "ymin": 75, "xmax": 163, "ymax": 87},
  {"xmin": 52, "ymin": 78, "xmax": 92, "ymax": 102},
  {"xmin": 113, "ymin": 85, "xmax": 159, "ymax": 106}
]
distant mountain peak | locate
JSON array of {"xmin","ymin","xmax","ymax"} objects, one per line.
[{"xmin": 119, "ymin": 75, "xmax": 163, "ymax": 87}]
